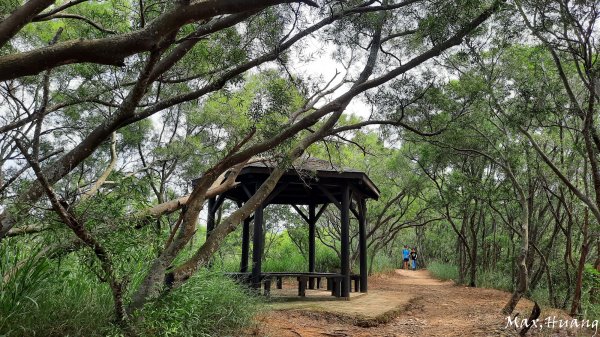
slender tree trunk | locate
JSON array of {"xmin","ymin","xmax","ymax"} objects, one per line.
[
  {"xmin": 469, "ymin": 205, "xmax": 478, "ymax": 287},
  {"xmin": 570, "ymin": 209, "xmax": 590, "ymax": 316},
  {"xmin": 502, "ymin": 197, "xmax": 529, "ymax": 315},
  {"xmin": 458, "ymin": 216, "xmax": 468, "ymax": 284}
]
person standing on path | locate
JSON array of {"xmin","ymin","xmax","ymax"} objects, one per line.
[
  {"xmin": 402, "ymin": 245, "xmax": 410, "ymax": 270},
  {"xmin": 410, "ymin": 248, "xmax": 418, "ymax": 270}
]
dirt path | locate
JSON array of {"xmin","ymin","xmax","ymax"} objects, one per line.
[{"xmin": 244, "ymin": 270, "xmax": 595, "ymax": 337}]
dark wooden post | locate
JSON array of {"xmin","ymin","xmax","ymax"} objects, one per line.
[
  {"xmin": 240, "ymin": 217, "xmax": 251, "ymax": 273},
  {"xmin": 359, "ymin": 197, "xmax": 368, "ymax": 293},
  {"xmin": 206, "ymin": 197, "xmax": 216, "ymax": 238},
  {"xmin": 340, "ymin": 185, "xmax": 350, "ymax": 298},
  {"xmin": 308, "ymin": 203, "xmax": 316, "ymax": 289},
  {"xmin": 251, "ymin": 203, "xmax": 264, "ymax": 289}
]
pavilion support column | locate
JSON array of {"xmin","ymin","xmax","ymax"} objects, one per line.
[
  {"xmin": 240, "ymin": 216, "xmax": 251, "ymax": 273},
  {"xmin": 308, "ymin": 203, "xmax": 316, "ymax": 289},
  {"xmin": 358, "ymin": 197, "xmax": 368, "ymax": 293},
  {"xmin": 206, "ymin": 197, "xmax": 216, "ymax": 239},
  {"xmin": 251, "ymin": 203, "xmax": 264, "ymax": 290},
  {"xmin": 340, "ymin": 185, "xmax": 351, "ymax": 298}
]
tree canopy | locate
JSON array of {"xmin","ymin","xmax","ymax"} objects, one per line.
[{"xmin": 0, "ymin": 0, "xmax": 598, "ymax": 335}]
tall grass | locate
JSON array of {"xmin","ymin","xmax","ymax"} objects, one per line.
[
  {"xmin": 477, "ymin": 270, "xmax": 512, "ymax": 292},
  {"xmin": 427, "ymin": 261, "xmax": 514, "ymax": 290},
  {"xmin": 1, "ymin": 253, "xmax": 115, "ymax": 336},
  {"xmin": 132, "ymin": 270, "xmax": 261, "ymax": 336},
  {"xmin": 0, "ymin": 244, "xmax": 260, "ymax": 337},
  {"xmin": 0, "ymin": 241, "xmax": 53, "ymax": 334},
  {"xmin": 367, "ymin": 253, "xmax": 397, "ymax": 274},
  {"xmin": 427, "ymin": 261, "xmax": 458, "ymax": 281}
]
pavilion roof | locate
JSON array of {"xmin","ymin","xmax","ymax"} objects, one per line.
[{"xmin": 221, "ymin": 156, "xmax": 380, "ymax": 204}]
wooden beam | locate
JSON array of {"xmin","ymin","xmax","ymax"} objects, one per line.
[
  {"xmin": 350, "ymin": 204, "xmax": 360, "ymax": 219},
  {"xmin": 316, "ymin": 185, "xmax": 342, "ymax": 210},
  {"xmin": 291, "ymin": 204, "xmax": 310, "ymax": 224},
  {"xmin": 315, "ymin": 203, "xmax": 328, "ymax": 221}
]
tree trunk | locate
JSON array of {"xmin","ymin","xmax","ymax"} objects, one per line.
[
  {"xmin": 502, "ymin": 197, "xmax": 529, "ymax": 315},
  {"xmin": 570, "ymin": 209, "xmax": 590, "ymax": 316}
]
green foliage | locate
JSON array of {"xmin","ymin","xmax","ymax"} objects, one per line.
[
  {"xmin": 368, "ymin": 253, "xmax": 397, "ymax": 275},
  {"xmin": 477, "ymin": 270, "xmax": 512, "ymax": 292},
  {"xmin": 131, "ymin": 270, "xmax": 261, "ymax": 337},
  {"xmin": 0, "ymin": 240, "xmax": 52, "ymax": 331},
  {"xmin": 315, "ymin": 246, "xmax": 340, "ymax": 273},
  {"xmin": 0, "ymin": 255, "xmax": 114, "ymax": 337},
  {"xmin": 262, "ymin": 233, "xmax": 307, "ymax": 272},
  {"xmin": 0, "ymin": 255, "xmax": 259, "ymax": 336},
  {"xmin": 581, "ymin": 264, "xmax": 600, "ymax": 320},
  {"xmin": 427, "ymin": 262, "xmax": 459, "ymax": 281},
  {"xmin": 3, "ymin": 0, "xmax": 600, "ymax": 333}
]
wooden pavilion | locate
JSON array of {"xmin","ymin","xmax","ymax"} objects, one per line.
[{"xmin": 202, "ymin": 157, "xmax": 379, "ymax": 298}]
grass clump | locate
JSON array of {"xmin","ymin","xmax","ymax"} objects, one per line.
[
  {"xmin": 132, "ymin": 269, "xmax": 261, "ymax": 336},
  {"xmin": 1, "ymin": 242, "xmax": 260, "ymax": 337},
  {"xmin": 477, "ymin": 270, "xmax": 512, "ymax": 292},
  {"xmin": 427, "ymin": 261, "xmax": 458, "ymax": 281},
  {"xmin": 0, "ymin": 250, "xmax": 114, "ymax": 336},
  {"xmin": 367, "ymin": 254, "xmax": 397, "ymax": 275}
]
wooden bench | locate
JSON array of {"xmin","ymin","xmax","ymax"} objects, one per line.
[
  {"xmin": 264, "ymin": 272, "xmax": 361, "ymax": 297},
  {"xmin": 224, "ymin": 272, "xmax": 360, "ymax": 297}
]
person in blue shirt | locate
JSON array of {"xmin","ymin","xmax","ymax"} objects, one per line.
[{"xmin": 402, "ymin": 245, "xmax": 410, "ymax": 270}]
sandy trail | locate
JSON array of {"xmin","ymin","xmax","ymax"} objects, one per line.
[{"xmin": 244, "ymin": 269, "xmax": 596, "ymax": 337}]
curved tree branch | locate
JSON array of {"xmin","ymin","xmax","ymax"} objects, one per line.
[{"xmin": 0, "ymin": 0, "xmax": 318, "ymax": 80}]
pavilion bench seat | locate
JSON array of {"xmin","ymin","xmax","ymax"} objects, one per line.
[
  {"xmin": 263, "ymin": 272, "xmax": 360, "ymax": 297},
  {"xmin": 224, "ymin": 272, "xmax": 360, "ymax": 298}
]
